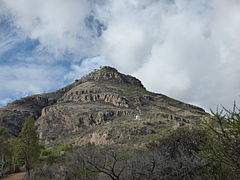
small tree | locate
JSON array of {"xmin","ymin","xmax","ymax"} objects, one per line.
[
  {"xmin": 8, "ymin": 138, "xmax": 22, "ymax": 173},
  {"xmin": 17, "ymin": 116, "xmax": 40, "ymax": 175},
  {"xmin": 199, "ymin": 104, "xmax": 240, "ymax": 178}
]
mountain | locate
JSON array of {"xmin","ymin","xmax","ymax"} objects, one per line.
[{"xmin": 0, "ymin": 66, "xmax": 208, "ymax": 146}]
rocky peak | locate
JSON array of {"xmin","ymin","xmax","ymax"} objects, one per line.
[
  {"xmin": 78, "ymin": 66, "xmax": 145, "ymax": 89},
  {"xmin": 0, "ymin": 66, "xmax": 208, "ymax": 144}
]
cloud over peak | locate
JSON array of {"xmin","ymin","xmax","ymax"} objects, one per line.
[{"xmin": 0, "ymin": 0, "xmax": 240, "ymax": 109}]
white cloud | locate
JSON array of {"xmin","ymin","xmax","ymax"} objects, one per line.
[
  {"xmin": 1, "ymin": 0, "xmax": 240, "ymax": 110},
  {"xmin": 0, "ymin": 64, "xmax": 66, "ymax": 105},
  {"xmin": 1, "ymin": 0, "xmax": 98, "ymax": 57},
  {"xmin": 0, "ymin": 98, "xmax": 12, "ymax": 106},
  {"xmin": 64, "ymin": 56, "xmax": 107, "ymax": 80},
  {"xmin": 99, "ymin": 0, "xmax": 240, "ymax": 109}
]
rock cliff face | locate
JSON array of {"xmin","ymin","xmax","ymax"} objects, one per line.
[{"xmin": 0, "ymin": 66, "xmax": 208, "ymax": 145}]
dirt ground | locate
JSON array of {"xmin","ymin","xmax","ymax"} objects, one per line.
[{"xmin": 1, "ymin": 172, "xmax": 26, "ymax": 180}]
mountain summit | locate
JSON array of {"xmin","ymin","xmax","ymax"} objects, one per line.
[
  {"xmin": 79, "ymin": 66, "xmax": 144, "ymax": 88},
  {"xmin": 0, "ymin": 66, "xmax": 207, "ymax": 146}
]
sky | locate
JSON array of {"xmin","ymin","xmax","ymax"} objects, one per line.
[{"xmin": 0, "ymin": 0, "xmax": 240, "ymax": 111}]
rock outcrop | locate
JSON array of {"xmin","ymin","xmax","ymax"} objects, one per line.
[{"xmin": 0, "ymin": 66, "xmax": 208, "ymax": 145}]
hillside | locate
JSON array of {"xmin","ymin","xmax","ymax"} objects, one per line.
[{"xmin": 0, "ymin": 66, "xmax": 208, "ymax": 146}]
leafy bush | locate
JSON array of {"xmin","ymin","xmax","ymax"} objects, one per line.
[
  {"xmin": 55, "ymin": 145, "xmax": 72, "ymax": 156},
  {"xmin": 46, "ymin": 155, "xmax": 59, "ymax": 165},
  {"xmin": 40, "ymin": 149, "xmax": 52, "ymax": 157},
  {"xmin": 198, "ymin": 105, "xmax": 240, "ymax": 179}
]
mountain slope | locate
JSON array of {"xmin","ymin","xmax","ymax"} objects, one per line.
[{"xmin": 0, "ymin": 66, "xmax": 208, "ymax": 145}]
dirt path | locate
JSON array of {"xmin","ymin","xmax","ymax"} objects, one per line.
[{"xmin": 1, "ymin": 172, "xmax": 26, "ymax": 180}]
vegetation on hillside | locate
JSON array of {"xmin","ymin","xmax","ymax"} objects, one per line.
[
  {"xmin": 0, "ymin": 104, "xmax": 240, "ymax": 179},
  {"xmin": 199, "ymin": 104, "xmax": 240, "ymax": 178},
  {"xmin": 0, "ymin": 127, "xmax": 11, "ymax": 176},
  {"xmin": 0, "ymin": 116, "xmax": 40, "ymax": 177}
]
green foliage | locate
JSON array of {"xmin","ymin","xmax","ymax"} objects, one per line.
[
  {"xmin": 45, "ymin": 154, "xmax": 59, "ymax": 165},
  {"xmin": 77, "ymin": 168, "xmax": 96, "ymax": 176},
  {"xmin": 0, "ymin": 126, "xmax": 10, "ymax": 143},
  {"xmin": 40, "ymin": 148, "xmax": 52, "ymax": 157},
  {"xmin": 0, "ymin": 127, "xmax": 10, "ymax": 152},
  {"xmin": 136, "ymin": 133, "xmax": 162, "ymax": 143},
  {"xmin": 118, "ymin": 151, "xmax": 135, "ymax": 160},
  {"xmin": 198, "ymin": 105, "xmax": 240, "ymax": 179},
  {"xmin": 55, "ymin": 145, "xmax": 72, "ymax": 156},
  {"xmin": 9, "ymin": 138, "xmax": 22, "ymax": 164},
  {"xmin": 149, "ymin": 126, "xmax": 208, "ymax": 155},
  {"xmin": 16, "ymin": 116, "xmax": 41, "ymax": 175},
  {"xmin": 0, "ymin": 127, "xmax": 11, "ymax": 175},
  {"xmin": 23, "ymin": 104, "xmax": 240, "ymax": 179},
  {"xmin": 0, "ymin": 127, "xmax": 10, "ymax": 159}
]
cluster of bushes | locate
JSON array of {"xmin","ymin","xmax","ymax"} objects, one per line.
[
  {"xmin": 40, "ymin": 145, "xmax": 72, "ymax": 157},
  {"xmin": 1, "ymin": 105, "xmax": 240, "ymax": 179},
  {"xmin": 39, "ymin": 145, "xmax": 73, "ymax": 165},
  {"xmin": 30, "ymin": 106, "xmax": 240, "ymax": 180},
  {"xmin": 29, "ymin": 129, "xmax": 206, "ymax": 179}
]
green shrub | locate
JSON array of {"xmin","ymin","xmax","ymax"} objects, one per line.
[
  {"xmin": 77, "ymin": 168, "xmax": 96, "ymax": 176},
  {"xmin": 198, "ymin": 105, "xmax": 240, "ymax": 179},
  {"xmin": 46, "ymin": 154, "xmax": 59, "ymax": 165},
  {"xmin": 40, "ymin": 148, "xmax": 52, "ymax": 157},
  {"xmin": 55, "ymin": 145, "xmax": 72, "ymax": 156}
]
